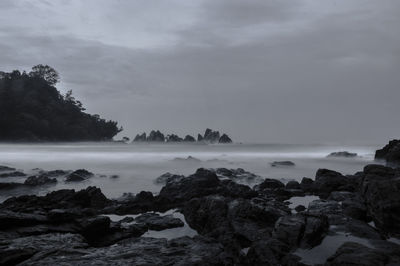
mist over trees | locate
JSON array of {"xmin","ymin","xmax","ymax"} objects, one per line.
[{"xmin": 0, "ymin": 65, "xmax": 122, "ymax": 141}]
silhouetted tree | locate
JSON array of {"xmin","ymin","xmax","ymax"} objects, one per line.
[{"xmin": 29, "ymin": 64, "xmax": 60, "ymax": 86}]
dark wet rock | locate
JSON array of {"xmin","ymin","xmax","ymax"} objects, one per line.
[
  {"xmin": 183, "ymin": 134, "xmax": 196, "ymax": 142},
  {"xmin": 0, "ymin": 210, "xmax": 48, "ymax": 230},
  {"xmin": 183, "ymin": 196, "xmax": 289, "ymax": 249},
  {"xmin": 172, "ymin": 155, "xmax": 202, "ymax": 163},
  {"xmin": 246, "ymin": 238, "xmax": 290, "ymax": 266},
  {"xmin": 327, "ymin": 151, "xmax": 358, "ymax": 158},
  {"xmin": 359, "ymin": 164, "xmax": 400, "ymax": 234},
  {"xmin": 0, "ymin": 165, "xmax": 16, "ymax": 172},
  {"xmin": 166, "ymin": 134, "xmax": 183, "ymax": 142},
  {"xmin": 134, "ymin": 213, "xmax": 184, "ymax": 230},
  {"xmin": 272, "ymin": 213, "xmax": 328, "ymax": 250},
  {"xmin": 0, "ymin": 247, "xmax": 37, "ymax": 266},
  {"xmin": 45, "ymin": 170, "xmax": 69, "ymax": 177},
  {"xmin": 220, "ymin": 180, "xmax": 258, "ymax": 199},
  {"xmin": 133, "ymin": 132, "xmax": 146, "ymax": 142},
  {"xmin": 107, "ymin": 191, "xmax": 164, "ymax": 215},
  {"xmin": 270, "ymin": 161, "xmax": 295, "ymax": 167},
  {"xmin": 159, "ymin": 168, "xmax": 222, "ymax": 203},
  {"xmin": 47, "ymin": 208, "xmax": 87, "ymax": 223},
  {"xmin": 65, "ymin": 169, "xmax": 94, "ymax": 182},
  {"xmin": 286, "ymin": 181, "xmax": 301, "ymax": 190},
  {"xmin": 219, "ymin": 134, "xmax": 233, "ymax": 143},
  {"xmin": 146, "ymin": 130, "xmax": 165, "ymax": 142},
  {"xmin": 325, "ymin": 242, "xmax": 395, "ymax": 266},
  {"xmin": 328, "ymin": 191, "xmax": 367, "ymax": 221},
  {"xmin": 295, "ymin": 205, "xmax": 306, "ymax": 212},
  {"xmin": 344, "ymin": 219, "xmax": 383, "ymax": 240},
  {"xmin": 203, "ymin": 128, "xmax": 220, "ymax": 143},
  {"xmin": 9, "ymin": 234, "xmax": 228, "ymax": 266},
  {"xmin": 1, "ymin": 186, "xmax": 110, "ymax": 212},
  {"xmin": 0, "ymin": 171, "xmax": 26, "ymax": 178},
  {"xmin": 300, "ymin": 177, "xmax": 315, "ymax": 193},
  {"xmin": 215, "ymin": 168, "xmax": 263, "ymax": 183},
  {"xmin": 257, "ymin": 178, "xmax": 285, "ymax": 190},
  {"xmin": 197, "ymin": 133, "xmax": 204, "ymax": 141},
  {"xmin": 24, "ymin": 175, "xmax": 57, "ymax": 186},
  {"xmin": 159, "ymin": 168, "xmax": 256, "ymax": 205},
  {"xmin": 307, "ymin": 200, "xmax": 343, "ymax": 224},
  {"xmin": 375, "ymin": 139, "xmax": 400, "ymax": 166},
  {"xmin": 78, "ymin": 216, "xmax": 111, "ymax": 242},
  {"xmin": 117, "ymin": 216, "xmax": 134, "ymax": 224},
  {"xmin": 0, "ymin": 182, "xmax": 24, "ymax": 190},
  {"xmin": 314, "ymin": 169, "xmax": 352, "ymax": 197}
]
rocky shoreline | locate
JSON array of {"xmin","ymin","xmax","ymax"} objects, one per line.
[{"xmin": 0, "ymin": 140, "xmax": 399, "ymax": 265}]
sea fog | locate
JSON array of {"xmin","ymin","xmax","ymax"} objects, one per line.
[{"xmin": 0, "ymin": 142, "xmax": 381, "ymax": 202}]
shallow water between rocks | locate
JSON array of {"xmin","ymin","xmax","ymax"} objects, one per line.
[{"xmin": 105, "ymin": 209, "xmax": 197, "ymax": 240}]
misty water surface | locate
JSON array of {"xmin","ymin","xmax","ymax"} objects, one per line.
[{"xmin": 0, "ymin": 142, "xmax": 380, "ymax": 201}]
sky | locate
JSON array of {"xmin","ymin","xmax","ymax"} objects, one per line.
[{"xmin": 0, "ymin": 0, "xmax": 399, "ymax": 144}]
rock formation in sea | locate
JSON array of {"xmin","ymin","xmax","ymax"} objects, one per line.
[
  {"xmin": 132, "ymin": 128, "xmax": 233, "ymax": 144},
  {"xmin": 270, "ymin": 161, "xmax": 296, "ymax": 167},
  {"xmin": 146, "ymin": 130, "xmax": 165, "ymax": 142},
  {"xmin": 219, "ymin": 133, "xmax": 233, "ymax": 143},
  {"xmin": 327, "ymin": 151, "xmax": 358, "ymax": 158},
  {"xmin": 183, "ymin": 135, "xmax": 196, "ymax": 142},
  {"xmin": 202, "ymin": 128, "xmax": 220, "ymax": 143},
  {"xmin": 133, "ymin": 132, "xmax": 147, "ymax": 142},
  {"xmin": 166, "ymin": 134, "xmax": 183, "ymax": 142}
]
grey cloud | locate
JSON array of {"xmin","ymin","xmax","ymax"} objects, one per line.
[{"xmin": 0, "ymin": 0, "xmax": 399, "ymax": 143}]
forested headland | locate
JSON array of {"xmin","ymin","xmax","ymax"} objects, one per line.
[{"xmin": 0, "ymin": 65, "xmax": 122, "ymax": 141}]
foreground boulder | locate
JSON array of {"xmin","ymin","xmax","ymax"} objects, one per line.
[
  {"xmin": 325, "ymin": 241, "xmax": 400, "ymax": 266},
  {"xmin": 375, "ymin": 139, "xmax": 400, "ymax": 166},
  {"xmin": 158, "ymin": 168, "xmax": 256, "ymax": 204},
  {"xmin": 359, "ymin": 164, "xmax": 400, "ymax": 235},
  {"xmin": 314, "ymin": 169, "xmax": 354, "ymax": 197},
  {"xmin": 183, "ymin": 196, "xmax": 290, "ymax": 248},
  {"xmin": 0, "ymin": 234, "xmax": 229, "ymax": 265}
]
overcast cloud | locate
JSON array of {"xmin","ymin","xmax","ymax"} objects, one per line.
[{"xmin": 1, "ymin": 0, "xmax": 399, "ymax": 144}]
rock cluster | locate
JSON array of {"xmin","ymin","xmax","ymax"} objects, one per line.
[
  {"xmin": 1, "ymin": 141, "xmax": 400, "ymax": 265},
  {"xmin": 132, "ymin": 128, "xmax": 233, "ymax": 143},
  {"xmin": 0, "ymin": 162, "xmax": 399, "ymax": 265}
]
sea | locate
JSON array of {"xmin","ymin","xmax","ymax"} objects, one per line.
[{"xmin": 0, "ymin": 142, "xmax": 382, "ymax": 202}]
